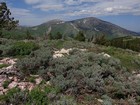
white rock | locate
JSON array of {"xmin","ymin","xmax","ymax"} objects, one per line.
[
  {"xmin": 3, "ymin": 89, "xmax": 8, "ymax": 93},
  {"xmin": 80, "ymin": 49, "xmax": 87, "ymax": 52},
  {"xmin": 46, "ymin": 81, "xmax": 51, "ymax": 86},
  {"xmin": 104, "ymin": 54, "xmax": 111, "ymax": 58},
  {"xmin": 53, "ymin": 54, "xmax": 64, "ymax": 58},
  {"xmin": 0, "ymin": 91, "xmax": 3, "ymax": 95},
  {"xmin": 0, "ymin": 87, "xmax": 4, "ymax": 91},
  {"xmin": 100, "ymin": 52, "xmax": 111, "ymax": 58},
  {"xmin": 18, "ymin": 82, "xmax": 27, "ymax": 90},
  {"xmin": 97, "ymin": 99, "xmax": 103, "ymax": 103},
  {"xmin": 136, "ymin": 74, "xmax": 140, "ymax": 79},
  {"xmin": 18, "ymin": 85, "xmax": 25, "ymax": 91},
  {"xmin": 8, "ymin": 82, "xmax": 18, "ymax": 89},
  {"xmin": 28, "ymin": 84, "xmax": 34, "ymax": 91},
  {"xmin": 60, "ymin": 48, "xmax": 69, "ymax": 54},
  {"xmin": 35, "ymin": 77, "xmax": 42, "ymax": 85},
  {"xmin": 13, "ymin": 77, "xmax": 18, "ymax": 82},
  {"xmin": 9, "ymin": 77, "xmax": 13, "ymax": 80}
]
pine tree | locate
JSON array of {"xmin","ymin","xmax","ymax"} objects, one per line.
[{"xmin": 0, "ymin": 2, "xmax": 19, "ymax": 37}]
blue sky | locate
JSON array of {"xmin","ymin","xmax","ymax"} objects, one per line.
[{"xmin": 1, "ymin": 0, "xmax": 140, "ymax": 32}]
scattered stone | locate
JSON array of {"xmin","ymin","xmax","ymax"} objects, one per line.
[
  {"xmin": 136, "ymin": 74, "xmax": 140, "ymax": 79},
  {"xmin": 97, "ymin": 99, "xmax": 103, "ymax": 103},
  {"xmin": 9, "ymin": 77, "xmax": 13, "ymax": 80},
  {"xmin": 0, "ymin": 91, "xmax": 3, "ymax": 95},
  {"xmin": 8, "ymin": 82, "xmax": 18, "ymax": 89},
  {"xmin": 100, "ymin": 52, "xmax": 111, "ymax": 58},
  {"xmin": 30, "ymin": 75, "xmax": 39, "ymax": 78},
  {"xmin": 46, "ymin": 81, "xmax": 51, "ymax": 86},
  {"xmin": 53, "ymin": 48, "xmax": 87, "ymax": 59},
  {"xmin": 3, "ymin": 89, "xmax": 8, "ymax": 93},
  {"xmin": 35, "ymin": 77, "xmax": 42, "ymax": 85},
  {"xmin": 18, "ymin": 82, "xmax": 27, "ymax": 91},
  {"xmin": 0, "ymin": 86, "xmax": 4, "ymax": 91},
  {"xmin": 13, "ymin": 76, "xmax": 18, "ymax": 82},
  {"xmin": 28, "ymin": 84, "xmax": 34, "ymax": 91},
  {"xmin": 53, "ymin": 54, "xmax": 64, "ymax": 58}
]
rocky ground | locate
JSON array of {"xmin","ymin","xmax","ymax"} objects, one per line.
[{"xmin": 0, "ymin": 58, "xmax": 45, "ymax": 95}]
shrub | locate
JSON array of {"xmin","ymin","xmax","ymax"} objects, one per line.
[
  {"xmin": 0, "ymin": 64, "xmax": 9, "ymax": 69},
  {"xmin": 16, "ymin": 48, "xmax": 53, "ymax": 76},
  {"xmin": 27, "ymin": 87, "xmax": 48, "ymax": 105},
  {"xmin": 0, "ymin": 88, "xmax": 20, "ymax": 104},
  {"xmin": 48, "ymin": 51, "xmax": 125, "ymax": 96},
  {"xmin": 0, "ymin": 87, "xmax": 48, "ymax": 105},
  {"xmin": 6, "ymin": 41, "xmax": 39, "ymax": 56},
  {"xmin": 2, "ymin": 80, "xmax": 11, "ymax": 89}
]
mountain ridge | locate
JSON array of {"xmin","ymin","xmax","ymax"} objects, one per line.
[{"xmin": 4, "ymin": 17, "xmax": 140, "ymax": 39}]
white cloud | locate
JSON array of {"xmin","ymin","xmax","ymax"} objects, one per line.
[
  {"xmin": 6, "ymin": 0, "xmax": 140, "ymax": 26},
  {"xmin": 33, "ymin": 4, "xmax": 64, "ymax": 11},
  {"xmin": 24, "ymin": 0, "xmax": 41, "ymax": 4},
  {"xmin": 10, "ymin": 8, "xmax": 32, "ymax": 16}
]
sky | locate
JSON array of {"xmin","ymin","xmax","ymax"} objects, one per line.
[{"xmin": 1, "ymin": 0, "xmax": 140, "ymax": 32}]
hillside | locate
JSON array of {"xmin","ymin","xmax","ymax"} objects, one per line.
[
  {"xmin": 0, "ymin": 39, "xmax": 140, "ymax": 104},
  {"xmin": 3, "ymin": 17, "xmax": 139, "ymax": 39}
]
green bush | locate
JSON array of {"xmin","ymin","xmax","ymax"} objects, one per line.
[
  {"xmin": 2, "ymin": 80, "xmax": 11, "ymax": 89},
  {"xmin": 6, "ymin": 41, "xmax": 39, "ymax": 56},
  {"xmin": 0, "ymin": 87, "xmax": 48, "ymax": 105},
  {"xmin": 0, "ymin": 64, "xmax": 9, "ymax": 69},
  {"xmin": 27, "ymin": 87, "xmax": 48, "ymax": 105}
]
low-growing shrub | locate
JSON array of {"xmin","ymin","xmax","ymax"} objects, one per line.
[
  {"xmin": 16, "ymin": 48, "xmax": 53, "ymax": 76},
  {"xmin": 2, "ymin": 80, "xmax": 11, "ymax": 89},
  {"xmin": 48, "ymin": 51, "xmax": 126, "ymax": 96},
  {"xmin": 6, "ymin": 41, "xmax": 39, "ymax": 56},
  {"xmin": 0, "ymin": 64, "xmax": 9, "ymax": 69}
]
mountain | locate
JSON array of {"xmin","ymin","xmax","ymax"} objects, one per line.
[{"xmin": 4, "ymin": 17, "xmax": 139, "ymax": 39}]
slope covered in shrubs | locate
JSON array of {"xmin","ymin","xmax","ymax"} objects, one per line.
[{"xmin": 0, "ymin": 39, "xmax": 140, "ymax": 104}]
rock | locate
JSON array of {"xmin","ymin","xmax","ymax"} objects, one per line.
[
  {"xmin": 80, "ymin": 49, "xmax": 87, "ymax": 52},
  {"xmin": 0, "ymin": 91, "xmax": 3, "ymax": 95},
  {"xmin": 53, "ymin": 54, "xmax": 64, "ymax": 58},
  {"xmin": 136, "ymin": 74, "xmax": 140, "ymax": 79},
  {"xmin": 18, "ymin": 85, "xmax": 25, "ymax": 91},
  {"xmin": 3, "ymin": 89, "xmax": 8, "ymax": 93},
  {"xmin": 0, "ymin": 58, "xmax": 17, "ymax": 65},
  {"xmin": 9, "ymin": 77, "xmax": 13, "ymax": 80},
  {"xmin": 30, "ymin": 75, "xmax": 39, "ymax": 78},
  {"xmin": 100, "ymin": 52, "xmax": 111, "ymax": 58},
  {"xmin": 13, "ymin": 77, "xmax": 18, "ymax": 82},
  {"xmin": 97, "ymin": 99, "xmax": 103, "ymax": 103},
  {"xmin": 18, "ymin": 82, "xmax": 34, "ymax": 91},
  {"xmin": 8, "ymin": 82, "xmax": 18, "ymax": 89},
  {"xmin": 35, "ymin": 77, "xmax": 42, "ymax": 85},
  {"xmin": 28, "ymin": 84, "xmax": 34, "ymax": 91},
  {"xmin": 18, "ymin": 82, "xmax": 28, "ymax": 90},
  {"xmin": 0, "ymin": 87, "xmax": 4, "ymax": 91},
  {"xmin": 46, "ymin": 81, "xmax": 51, "ymax": 86}
]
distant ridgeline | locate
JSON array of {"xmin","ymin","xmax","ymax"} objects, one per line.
[{"xmin": 2, "ymin": 17, "xmax": 139, "ymax": 40}]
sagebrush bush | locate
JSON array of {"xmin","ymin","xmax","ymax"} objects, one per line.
[
  {"xmin": 16, "ymin": 47, "xmax": 53, "ymax": 76},
  {"xmin": 48, "ymin": 51, "xmax": 126, "ymax": 96}
]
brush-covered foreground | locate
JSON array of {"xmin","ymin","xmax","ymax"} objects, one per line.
[{"xmin": 0, "ymin": 38, "xmax": 140, "ymax": 105}]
